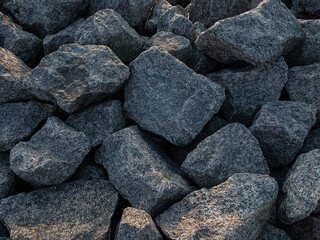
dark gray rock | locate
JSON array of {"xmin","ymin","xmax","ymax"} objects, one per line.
[
  {"xmin": 22, "ymin": 44, "xmax": 129, "ymax": 113},
  {"xmin": 207, "ymin": 58, "xmax": 288, "ymax": 125},
  {"xmin": 0, "ymin": 180, "xmax": 118, "ymax": 239},
  {"xmin": 144, "ymin": 31, "xmax": 192, "ymax": 62},
  {"xmin": 181, "ymin": 123, "xmax": 269, "ymax": 187},
  {"xmin": 95, "ymin": 126, "xmax": 195, "ymax": 216},
  {"xmin": 43, "ymin": 18, "xmax": 85, "ymax": 55},
  {"xmin": 0, "ymin": 12, "xmax": 42, "ymax": 67},
  {"xmin": 2, "ymin": 0, "xmax": 89, "ymax": 38},
  {"xmin": 115, "ymin": 207, "xmax": 162, "ymax": 240},
  {"xmin": 66, "ymin": 100, "xmax": 125, "ymax": 147},
  {"xmin": 156, "ymin": 173, "xmax": 278, "ymax": 240},
  {"xmin": 286, "ymin": 216, "xmax": 320, "ymax": 240},
  {"xmin": 250, "ymin": 101, "xmax": 317, "ymax": 167},
  {"xmin": 196, "ymin": 0, "xmax": 303, "ymax": 65},
  {"xmin": 278, "ymin": 149, "xmax": 320, "ymax": 224},
  {"xmin": 10, "ymin": 117, "xmax": 91, "ymax": 188},
  {"xmin": 187, "ymin": 43, "xmax": 217, "ymax": 74},
  {"xmin": 291, "ymin": 0, "xmax": 320, "ymax": 18},
  {"xmin": 0, "ymin": 153, "xmax": 16, "ymax": 199},
  {"xmin": 258, "ymin": 224, "xmax": 291, "ymax": 240},
  {"xmin": 124, "ymin": 47, "xmax": 225, "ymax": 146},
  {"xmin": 145, "ymin": 0, "xmax": 172, "ymax": 32},
  {"xmin": 73, "ymin": 163, "xmax": 107, "ymax": 181},
  {"xmin": 75, "ymin": 9, "xmax": 144, "ymax": 63},
  {"xmin": 0, "ymin": 101, "xmax": 53, "ymax": 152},
  {"xmin": 301, "ymin": 129, "xmax": 320, "ymax": 153}
]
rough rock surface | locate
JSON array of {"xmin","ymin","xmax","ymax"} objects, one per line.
[
  {"xmin": 0, "ymin": 153, "xmax": 16, "ymax": 199},
  {"xmin": 286, "ymin": 216, "xmax": 320, "ymax": 240},
  {"xmin": 115, "ymin": 207, "xmax": 162, "ymax": 240},
  {"xmin": 66, "ymin": 100, "xmax": 125, "ymax": 147},
  {"xmin": 250, "ymin": 101, "xmax": 317, "ymax": 167},
  {"xmin": 291, "ymin": 0, "xmax": 320, "ymax": 18},
  {"xmin": 10, "ymin": 117, "xmax": 91, "ymax": 188},
  {"xmin": 187, "ymin": 43, "xmax": 217, "ymax": 74},
  {"xmin": 145, "ymin": 0, "xmax": 172, "ymax": 32},
  {"xmin": 301, "ymin": 129, "xmax": 320, "ymax": 153},
  {"xmin": 0, "ymin": 180, "xmax": 118, "ymax": 240},
  {"xmin": 95, "ymin": 126, "xmax": 195, "ymax": 216},
  {"xmin": 22, "ymin": 44, "xmax": 129, "ymax": 113},
  {"xmin": 207, "ymin": 58, "xmax": 288, "ymax": 125},
  {"xmin": 196, "ymin": 0, "xmax": 303, "ymax": 65},
  {"xmin": 75, "ymin": 9, "xmax": 144, "ymax": 63},
  {"xmin": 278, "ymin": 149, "xmax": 320, "ymax": 224},
  {"xmin": 156, "ymin": 173, "xmax": 278, "ymax": 240},
  {"xmin": 124, "ymin": 47, "xmax": 225, "ymax": 146},
  {"xmin": 0, "ymin": 101, "xmax": 53, "ymax": 152},
  {"xmin": 181, "ymin": 123, "xmax": 269, "ymax": 187},
  {"xmin": 258, "ymin": 224, "xmax": 291, "ymax": 240}
]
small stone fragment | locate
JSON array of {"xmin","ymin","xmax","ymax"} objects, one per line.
[
  {"xmin": 301, "ymin": 129, "xmax": 320, "ymax": 153},
  {"xmin": 258, "ymin": 224, "xmax": 291, "ymax": 240},
  {"xmin": 286, "ymin": 216, "xmax": 320, "ymax": 240},
  {"xmin": 0, "ymin": 153, "xmax": 16, "ymax": 199},
  {"xmin": 145, "ymin": 0, "xmax": 172, "ymax": 32}
]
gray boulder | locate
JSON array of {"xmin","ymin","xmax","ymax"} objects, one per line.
[
  {"xmin": 66, "ymin": 100, "xmax": 125, "ymax": 147},
  {"xmin": 0, "ymin": 153, "xmax": 16, "ymax": 199},
  {"xmin": 250, "ymin": 101, "xmax": 317, "ymax": 167},
  {"xmin": 124, "ymin": 47, "xmax": 225, "ymax": 146},
  {"xmin": 291, "ymin": 0, "xmax": 320, "ymax": 18},
  {"xmin": 278, "ymin": 149, "xmax": 320, "ymax": 224},
  {"xmin": 10, "ymin": 117, "xmax": 91, "ymax": 188},
  {"xmin": 181, "ymin": 123, "xmax": 269, "ymax": 187},
  {"xmin": 145, "ymin": 0, "xmax": 172, "ymax": 32},
  {"xmin": 156, "ymin": 173, "xmax": 278, "ymax": 240},
  {"xmin": 75, "ymin": 9, "xmax": 144, "ymax": 63},
  {"xmin": 207, "ymin": 58, "xmax": 288, "ymax": 125},
  {"xmin": 95, "ymin": 126, "xmax": 195, "ymax": 216},
  {"xmin": 2, "ymin": 0, "xmax": 89, "ymax": 38},
  {"xmin": 0, "ymin": 180, "xmax": 118, "ymax": 239},
  {"xmin": 0, "ymin": 101, "xmax": 53, "ymax": 152},
  {"xmin": 258, "ymin": 224, "xmax": 291, "ymax": 240},
  {"xmin": 115, "ymin": 207, "xmax": 162, "ymax": 240},
  {"xmin": 22, "ymin": 44, "xmax": 130, "ymax": 113},
  {"xmin": 301, "ymin": 129, "xmax": 320, "ymax": 153},
  {"xmin": 286, "ymin": 216, "xmax": 320, "ymax": 240},
  {"xmin": 196, "ymin": 0, "xmax": 303, "ymax": 65}
]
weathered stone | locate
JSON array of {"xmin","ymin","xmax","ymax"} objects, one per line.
[
  {"xmin": 0, "ymin": 180, "xmax": 118, "ymax": 240},
  {"xmin": 115, "ymin": 207, "xmax": 162, "ymax": 240},
  {"xmin": 2, "ymin": 0, "xmax": 89, "ymax": 38},
  {"xmin": 286, "ymin": 216, "xmax": 320, "ymax": 240},
  {"xmin": 156, "ymin": 173, "xmax": 278, "ymax": 240},
  {"xmin": 10, "ymin": 117, "xmax": 91, "ymax": 188},
  {"xmin": 0, "ymin": 12, "xmax": 42, "ymax": 67},
  {"xmin": 0, "ymin": 153, "xmax": 16, "ymax": 199},
  {"xmin": 258, "ymin": 224, "xmax": 291, "ymax": 240},
  {"xmin": 95, "ymin": 126, "xmax": 195, "ymax": 216},
  {"xmin": 75, "ymin": 9, "xmax": 144, "ymax": 63},
  {"xmin": 145, "ymin": 31, "xmax": 192, "ymax": 62},
  {"xmin": 207, "ymin": 57, "xmax": 288, "ymax": 125},
  {"xmin": 0, "ymin": 101, "xmax": 53, "ymax": 152},
  {"xmin": 181, "ymin": 123, "xmax": 269, "ymax": 187},
  {"xmin": 66, "ymin": 100, "xmax": 125, "ymax": 147},
  {"xmin": 301, "ymin": 129, "xmax": 320, "ymax": 153},
  {"xmin": 291, "ymin": 0, "xmax": 320, "ymax": 18},
  {"xmin": 22, "ymin": 44, "xmax": 129, "ymax": 113},
  {"xmin": 145, "ymin": 0, "xmax": 172, "ymax": 32},
  {"xmin": 196, "ymin": 0, "xmax": 303, "ymax": 65},
  {"xmin": 124, "ymin": 47, "xmax": 225, "ymax": 146},
  {"xmin": 278, "ymin": 149, "xmax": 320, "ymax": 224},
  {"xmin": 250, "ymin": 101, "xmax": 317, "ymax": 167}
]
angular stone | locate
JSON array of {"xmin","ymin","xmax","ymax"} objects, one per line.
[
  {"xmin": 156, "ymin": 173, "xmax": 278, "ymax": 240},
  {"xmin": 124, "ymin": 47, "xmax": 225, "ymax": 146},
  {"xmin": 0, "ymin": 153, "xmax": 16, "ymax": 199},
  {"xmin": 0, "ymin": 180, "xmax": 118, "ymax": 239},
  {"xmin": 66, "ymin": 100, "xmax": 125, "ymax": 147},
  {"xmin": 196, "ymin": 0, "xmax": 303, "ymax": 65},
  {"xmin": 0, "ymin": 12, "xmax": 43, "ymax": 67},
  {"xmin": 291, "ymin": 0, "xmax": 320, "ymax": 18},
  {"xmin": 75, "ymin": 9, "xmax": 144, "ymax": 63},
  {"xmin": 301, "ymin": 129, "xmax": 320, "ymax": 153},
  {"xmin": 95, "ymin": 126, "xmax": 195, "ymax": 216},
  {"xmin": 286, "ymin": 216, "xmax": 320, "ymax": 240},
  {"xmin": 0, "ymin": 101, "xmax": 53, "ymax": 152},
  {"xmin": 10, "ymin": 117, "xmax": 91, "ymax": 188},
  {"xmin": 278, "ymin": 149, "xmax": 320, "ymax": 224},
  {"xmin": 115, "ymin": 207, "xmax": 162, "ymax": 240},
  {"xmin": 258, "ymin": 224, "xmax": 291, "ymax": 240},
  {"xmin": 22, "ymin": 44, "xmax": 129, "ymax": 113},
  {"xmin": 250, "ymin": 101, "xmax": 317, "ymax": 167},
  {"xmin": 181, "ymin": 123, "xmax": 269, "ymax": 187},
  {"xmin": 145, "ymin": 0, "xmax": 172, "ymax": 32},
  {"xmin": 207, "ymin": 58, "xmax": 288, "ymax": 125}
]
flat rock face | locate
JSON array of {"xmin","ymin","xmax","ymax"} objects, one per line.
[
  {"xmin": 250, "ymin": 101, "xmax": 317, "ymax": 167},
  {"xmin": 286, "ymin": 216, "xmax": 320, "ymax": 240},
  {"xmin": 22, "ymin": 44, "xmax": 130, "ymax": 113},
  {"xmin": 115, "ymin": 207, "xmax": 162, "ymax": 240},
  {"xmin": 10, "ymin": 117, "xmax": 91, "ymax": 188},
  {"xmin": 207, "ymin": 58, "xmax": 288, "ymax": 125},
  {"xmin": 196, "ymin": 0, "xmax": 303, "ymax": 65},
  {"xmin": 95, "ymin": 126, "xmax": 195, "ymax": 216},
  {"xmin": 0, "ymin": 180, "xmax": 118, "ymax": 240},
  {"xmin": 156, "ymin": 173, "xmax": 278, "ymax": 240},
  {"xmin": 75, "ymin": 9, "xmax": 144, "ymax": 63},
  {"xmin": 66, "ymin": 100, "xmax": 125, "ymax": 147},
  {"xmin": 258, "ymin": 224, "xmax": 291, "ymax": 240},
  {"xmin": 278, "ymin": 149, "xmax": 320, "ymax": 224},
  {"xmin": 301, "ymin": 129, "xmax": 320, "ymax": 153},
  {"xmin": 291, "ymin": 0, "xmax": 320, "ymax": 17},
  {"xmin": 0, "ymin": 153, "xmax": 16, "ymax": 199},
  {"xmin": 0, "ymin": 101, "xmax": 53, "ymax": 152},
  {"xmin": 2, "ymin": 0, "xmax": 89, "ymax": 38},
  {"xmin": 124, "ymin": 47, "xmax": 225, "ymax": 146},
  {"xmin": 181, "ymin": 123, "xmax": 269, "ymax": 187}
]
